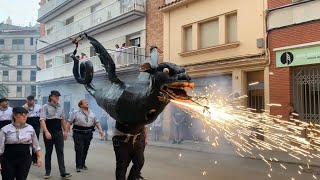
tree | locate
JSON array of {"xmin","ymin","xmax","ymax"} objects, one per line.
[{"xmin": 0, "ymin": 52, "xmax": 12, "ymax": 98}]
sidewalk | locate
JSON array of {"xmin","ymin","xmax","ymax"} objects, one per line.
[{"xmin": 92, "ymin": 132, "xmax": 320, "ymax": 167}]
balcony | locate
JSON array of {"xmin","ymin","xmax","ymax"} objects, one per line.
[
  {"xmin": 37, "ymin": 0, "xmax": 146, "ymax": 53},
  {"xmin": 0, "ymin": 44, "xmax": 37, "ymax": 53},
  {"xmin": 38, "ymin": 0, "xmax": 84, "ymax": 23},
  {"xmin": 36, "ymin": 47, "xmax": 146, "ymax": 82}
]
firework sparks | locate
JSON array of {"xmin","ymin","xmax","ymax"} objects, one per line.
[{"xmin": 170, "ymin": 85, "xmax": 320, "ymax": 178}]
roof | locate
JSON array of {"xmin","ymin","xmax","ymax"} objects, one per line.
[
  {"xmin": 159, "ymin": 0, "xmax": 183, "ymax": 9},
  {"xmin": 0, "ymin": 23, "xmax": 39, "ymax": 33}
]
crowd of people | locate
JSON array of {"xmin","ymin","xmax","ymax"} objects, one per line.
[
  {"xmin": 0, "ymin": 90, "xmax": 148, "ymax": 180},
  {"xmin": 0, "ymin": 89, "xmax": 199, "ymax": 180}
]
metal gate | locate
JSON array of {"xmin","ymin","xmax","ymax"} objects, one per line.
[{"xmin": 293, "ymin": 66, "xmax": 320, "ymax": 123}]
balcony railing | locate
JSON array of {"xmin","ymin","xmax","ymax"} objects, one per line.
[
  {"xmin": 37, "ymin": 0, "xmax": 145, "ymax": 51},
  {"xmin": 36, "ymin": 47, "xmax": 146, "ymax": 82},
  {"xmin": 38, "ymin": 0, "xmax": 70, "ymax": 20}
]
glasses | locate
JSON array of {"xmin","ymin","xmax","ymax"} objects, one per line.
[{"xmin": 17, "ymin": 113, "xmax": 28, "ymax": 116}]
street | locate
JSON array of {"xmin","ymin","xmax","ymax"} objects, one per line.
[{"xmin": 27, "ymin": 136, "xmax": 319, "ymax": 180}]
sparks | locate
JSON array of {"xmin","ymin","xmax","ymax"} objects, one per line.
[{"xmin": 169, "ymin": 85, "xmax": 320, "ymax": 179}]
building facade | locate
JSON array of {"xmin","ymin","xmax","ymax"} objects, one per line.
[
  {"xmin": 0, "ymin": 19, "xmax": 39, "ymax": 107},
  {"xmin": 160, "ymin": 0, "xmax": 269, "ymax": 111},
  {"xmin": 267, "ymin": 0, "xmax": 320, "ymax": 123},
  {"xmin": 147, "ymin": 0, "xmax": 269, "ymax": 142},
  {"xmin": 36, "ymin": 0, "xmax": 147, "ymax": 118}
]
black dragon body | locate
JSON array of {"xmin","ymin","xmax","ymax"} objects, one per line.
[{"xmin": 71, "ymin": 34, "xmax": 194, "ymax": 126}]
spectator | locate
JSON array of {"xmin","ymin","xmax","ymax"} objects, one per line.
[
  {"xmin": 151, "ymin": 114, "xmax": 162, "ymax": 142},
  {"xmin": 172, "ymin": 107, "xmax": 185, "ymax": 144},
  {"xmin": 80, "ymin": 53, "xmax": 88, "ymax": 60},
  {"xmin": 99, "ymin": 111, "xmax": 109, "ymax": 141}
]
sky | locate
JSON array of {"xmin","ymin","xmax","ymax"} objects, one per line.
[{"xmin": 0, "ymin": 0, "xmax": 39, "ymax": 27}]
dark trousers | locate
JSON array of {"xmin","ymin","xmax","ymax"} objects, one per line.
[
  {"xmin": 113, "ymin": 136, "xmax": 144, "ymax": 180},
  {"xmin": 73, "ymin": 132, "xmax": 93, "ymax": 168},
  {"xmin": 32, "ymin": 126, "xmax": 40, "ymax": 163},
  {"xmin": 1, "ymin": 145, "xmax": 32, "ymax": 180},
  {"xmin": 43, "ymin": 131, "xmax": 66, "ymax": 175}
]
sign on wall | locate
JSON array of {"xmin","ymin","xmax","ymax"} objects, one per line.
[{"xmin": 276, "ymin": 46, "xmax": 320, "ymax": 67}]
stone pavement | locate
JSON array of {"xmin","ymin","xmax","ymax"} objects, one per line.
[{"xmin": 93, "ymin": 132, "xmax": 320, "ymax": 167}]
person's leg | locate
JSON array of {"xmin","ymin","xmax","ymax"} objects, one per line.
[
  {"xmin": 82, "ymin": 133, "xmax": 93, "ymax": 168},
  {"xmin": 53, "ymin": 131, "xmax": 67, "ymax": 175},
  {"xmin": 113, "ymin": 137, "xmax": 132, "ymax": 180},
  {"xmin": 73, "ymin": 132, "xmax": 84, "ymax": 169},
  {"xmin": 178, "ymin": 124, "xmax": 183, "ymax": 143},
  {"xmin": 44, "ymin": 133, "xmax": 54, "ymax": 175},
  {"xmin": 173, "ymin": 124, "xmax": 179, "ymax": 143},
  {"xmin": 1, "ymin": 156, "xmax": 16, "ymax": 180},
  {"xmin": 155, "ymin": 127, "xmax": 160, "ymax": 141},
  {"xmin": 15, "ymin": 154, "xmax": 32, "ymax": 180},
  {"xmin": 128, "ymin": 138, "xmax": 144, "ymax": 180}
]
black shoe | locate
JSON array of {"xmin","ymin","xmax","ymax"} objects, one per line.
[
  {"xmin": 138, "ymin": 175, "xmax": 146, "ymax": 180},
  {"xmin": 61, "ymin": 173, "xmax": 72, "ymax": 179},
  {"xmin": 43, "ymin": 173, "xmax": 51, "ymax": 179},
  {"xmin": 83, "ymin": 165, "xmax": 88, "ymax": 170}
]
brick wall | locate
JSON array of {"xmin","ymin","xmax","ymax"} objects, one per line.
[
  {"xmin": 38, "ymin": 0, "xmax": 47, "ymax": 70},
  {"xmin": 146, "ymin": 0, "xmax": 164, "ymax": 62},
  {"xmin": 269, "ymin": 20, "xmax": 320, "ymax": 119}
]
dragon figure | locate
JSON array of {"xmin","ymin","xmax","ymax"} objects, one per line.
[{"xmin": 71, "ymin": 34, "xmax": 194, "ymax": 126}]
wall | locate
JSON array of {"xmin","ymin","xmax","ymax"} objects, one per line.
[
  {"xmin": 146, "ymin": 0, "xmax": 164, "ymax": 61},
  {"xmin": 162, "ymin": 0, "xmax": 266, "ymax": 65}
]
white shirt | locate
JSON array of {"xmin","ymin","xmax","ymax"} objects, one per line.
[
  {"xmin": 0, "ymin": 107, "xmax": 13, "ymax": 121},
  {"xmin": 25, "ymin": 104, "xmax": 41, "ymax": 118}
]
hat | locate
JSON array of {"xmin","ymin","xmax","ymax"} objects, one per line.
[
  {"xmin": 50, "ymin": 90, "xmax": 61, "ymax": 96},
  {"xmin": 27, "ymin": 95, "xmax": 35, "ymax": 100},
  {"xmin": 0, "ymin": 98, "xmax": 8, "ymax": 103},
  {"xmin": 13, "ymin": 107, "xmax": 28, "ymax": 114}
]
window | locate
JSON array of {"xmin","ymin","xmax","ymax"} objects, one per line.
[
  {"xmin": 46, "ymin": 27, "xmax": 53, "ymax": 35},
  {"xmin": 2, "ymin": 71, "xmax": 8, "ymax": 81},
  {"xmin": 64, "ymin": 53, "xmax": 73, "ymax": 63},
  {"xmin": 184, "ymin": 26, "xmax": 192, "ymax": 51},
  {"xmin": 227, "ymin": 13, "xmax": 237, "ymax": 43},
  {"xmin": 65, "ymin": 16, "xmax": 74, "ymax": 25},
  {"xmin": 46, "ymin": 59, "xmax": 53, "ymax": 68},
  {"xmin": 31, "ymin": 55, "xmax": 37, "ymax": 65},
  {"xmin": 42, "ymin": 96, "xmax": 48, "ymax": 105},
  {"xmin": 129, "ymin": 37, "xmax": 141, "ymax": 47},
  {"xmin": 91, "ymin": 2, "xmax": 102, "ymax": 13},
  {"xmin": 200, "ymin": 19, "xmax": 219, "ymax": 48},
  {"xmin": 30, "ymin": 37, "xmax": 34, "ymax": 45},
  {"xmin": 90, "ymin": 46, "xmax": 96, "ymax": 57},
  {"xmin": 17, "ymin": 55, "xmax": 23, "ymax": 66},
  {"xmin": 12, "ymin": 39, "xmax": 24, "ymax": 45},
  {"xmin": 17, "ymin": 71, "xmax": 22, "ymax": 81},
  {"xmin": 17, "ymin": 86, "xmax": 22, "ymax": 97},
  {"xmin": 0, "ymin": 39, "xmax": 4, "ymax": 48},
  {"xmin": 12, "ymin": 39, "xmax": 24, "ymax": 50},
  {"xmin": 30, "ymin": 70, "xmax": 36, "ymax": 81},
  {"xmin": 31, "ymin": 86, "xmax": 36, "ymax": 96}
]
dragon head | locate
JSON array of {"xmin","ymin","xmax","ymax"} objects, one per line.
[{"xmin": 140, "ymin": 62, "xmax": 194, "ymax": 101}]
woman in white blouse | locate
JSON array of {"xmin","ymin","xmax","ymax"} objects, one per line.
[{"xmin": 0, "ymin": 107, "xmax": 42, "ymax": 180}]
